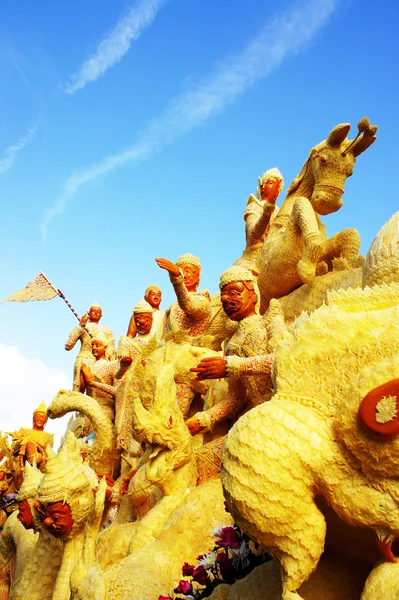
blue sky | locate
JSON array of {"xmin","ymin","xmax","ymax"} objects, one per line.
[{"xmin": 0, "ymin": 0, "xmax": 398, "ymax": 437}]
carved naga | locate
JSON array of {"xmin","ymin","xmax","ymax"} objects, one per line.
[
  {"xmin": 47, "ymin": 390, "xmax": 120, "ymax": 479},
  {"xmin": 256, "ymin": 117, "xmax": 377, "ymax": 311}
]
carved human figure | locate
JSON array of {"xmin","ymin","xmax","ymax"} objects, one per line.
[
  {"xmin": 156, "ymin": 254, "xmax": 211, "ymax": 337},
  {"xmin": 115, "ymin": 299, "xmax": 156, "ymax": 450},
  {"xmin": 145, "ymin": 284, "xmax": 165, "ymax": 340},
  {"xmin": 233, "ymin": 167, "xmax": 284, "ymax": 275},
  {"xmin": 155, "ymin": 254, "xmax": 213, "ymax": 419},
  {"xmin": 119, "ymin": 299, "xmax": 155, "ymax": 358},
  {"xmin": 9, "ymin": 402, "xmax": 54, "ymax": 489},
  {"xmin": 80, "ymin": 332, "xmax": 130, "ymax": 423},
  {"xmin": 189, "ymin": 266, "xmax": 281, "ymax": 435},
  {"xmin": 65, "ymin": 303, "xmax": 115, "ymax": 391}
]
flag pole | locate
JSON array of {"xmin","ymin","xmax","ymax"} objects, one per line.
[{"xmin": 40, "ymin": 271, "xmax": 81, "ymax": 322}]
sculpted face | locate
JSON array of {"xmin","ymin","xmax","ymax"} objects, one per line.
[
  {"xmin": 260, "ymin": 176, "xmax": 279, "ymax": 200},
  {"xmin": 180, "ymin": 264, "xmax": 200, "ymax": 292},
  {"xmin": 221, "ymin": 281, "xmax": 258, "ymax": 321},
  {"xmin": 18, "ymin": 499, "xmax": 34, "ymax": 529},
  {"xmin": 88, "ymin": 307, "xmax": 102, "ymax": 323},
  {"xmin": 35, "ymin": 501, "xmax": 74, "ymax": 538},
  {"xmin": 145, "ymin": 289, "xmax": 162, "ymax": 309},
  {"xmin": 33, "ymin": 411, "xmax": 48, "ymax": 430},
  {"xmin": 134, "ymin": 312, "xmax": 153, "ymax": 334},
  {"xmin": 92, "ymin": 339, "xmax": 106, "ymax": 359}
]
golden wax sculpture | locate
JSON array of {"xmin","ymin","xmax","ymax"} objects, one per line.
[
  {"xmin": 34, "ymin": 431, "xmax": 101, "ymax": 600},
  {"xmin": 0, "ymin": 463, "xmax": 40, "ymax": 600},
  {"xmin": 48, "ymin": 389, "xmax": 120, "ymax": 479},
  {"xmin": 256, "ymin": 117, "xmax": 376, "ymax": 312},
  {"xmin": 5, "ymin": 401, "xmax": 53, "ymax": 491},
  {"xmin": 0, "ymin": 462, "xmax": 63, "ymax": 600},
  {"xmin": 221, "ymin": 269, "xmax": 399, "ymax": 598},
  {"xmin": 12, "ymin": 117, "xmax": 399, "ymax": 600},
  {"xmin": 43, "ymin": 365, "xmax": 233, "ymax": 600}
]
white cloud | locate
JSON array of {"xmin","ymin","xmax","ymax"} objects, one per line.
[
  {"xmin": 41, "ymin": 0, "xmax": 339, "ymax": 237},
  {"xmin": 0, "ymin": 343, "xmax": 71, "ymax": 448},
  {"xmin": 0, "ymin": 125, "xmax": 37, "ymax": 176},
  {"xmin": 64, "ymin": 0, "xmax": 169, "ymax": 94}
]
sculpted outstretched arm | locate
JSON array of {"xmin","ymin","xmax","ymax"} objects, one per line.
[
  {"xmin": 188, "ymin": 378, "xmax": 247, "ymax": 433},
  {"xmin": 191, "ymin": 353, "xmax": 273, "ymax": 379},
  {"xmin": 90, "ymin": 381, "xmax": 117, "ymax": 397},
  {"xmin": 170, "ymin": 273, "xmax": 211, "ymax": 321},
  {"xmin": 81, "ymin": 364, "xmax": 114, "ymax": 396},
  {"xmin": 226, "ymin": 353, "xmax": 273, "ymax": 377},
  {"xmin": 115, "ymin": 358, "xmax": 132, "ymax": 380},
  {"xmin": 65, "ymin": 326, "xmax": 88, "ymax": 351},
  {"xmin": 247, "ymin": 202, "xmax": 276, "ymax": 243},
  {"xmin": 86, "ymin": 360, "xmax": 123, "ymax": 396}
]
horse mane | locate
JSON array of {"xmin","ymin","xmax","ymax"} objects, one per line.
[{"xmin": 286, "ymin": 152, "xmax": 312, "ymax": 196}]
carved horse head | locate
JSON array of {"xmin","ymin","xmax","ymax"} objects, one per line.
[{"xmin": 287, "ymin": 117, "xmax": 377, "ymax": 215}]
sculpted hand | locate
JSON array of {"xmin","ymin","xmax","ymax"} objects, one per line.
[
  {"xmin": 120, "ymin": 356, "xmax": 133, "ymax": 368},
  {"xmin": 190, "ymin": 357, "xmax": 227, "ymax": 380},
  {"xmin": 155, "ymin": 258, "xmax": 181, "ymax": 277},
  {"xmin": 80, "ymin": 314, "xmax": 89, "ymax": 327},
  {"xmin": 266, "ymin": 178, "xmax": 281, "ymax": 205},
  {"xmin": 185, "ymin": 416, "xmax": 203, "ymax": 435},
  {"xmin": 81, "ymin": 363, "xmax": 93, "ymax": 385}
]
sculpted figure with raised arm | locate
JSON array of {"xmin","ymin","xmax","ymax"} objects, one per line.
[
  {"xmin": 233, "ymin": 167, "xmax": 284, "ymax": 275},
  {"xmin": 156, "ymin": 254, "xmax": 211, "ymax": 338},
  {"xmin": 65, "ymin": 303, "xmax": 115, "ymax": 391}
]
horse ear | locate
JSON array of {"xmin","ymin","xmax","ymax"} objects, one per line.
[
  {"xmin": 352, "ymin": 135, "xmax": 377, "ymax": 157},
  {"xmin": 327, "ymin": 123, "xmax": 351, "ymax": 147},
  {"xmin": 358, "ymin": 378, "xmax": 399, "ymax": 438}
]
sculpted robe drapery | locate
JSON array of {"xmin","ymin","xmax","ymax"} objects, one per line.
[
  {"xmin": 163, "ymin": 272, "xmax": 213, "ymax": 417},
  {"xmin": 115, "ymin": 333, "xmax": 154, "ymax": 448},
  {"xmin": 65, "ymin": 322, "xmax": 115, "ymax": 391},
  {"xmin": 233, "ymin": 194, "xmax": 278, "ymax": 275},
  {"xmin": 164, "ymin": 273, "xmax": 211, "ymax": 337},
  {"xmin": 84, "ymin": 358, "xmax": 126, "ymax": 422},
  {"xmin": 196, "ymin": 314, "xmax": 273, "ymax": 431},
  {"xmin": 150, "ymin": 310, "xmax": 165, "ymax": 342}
]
